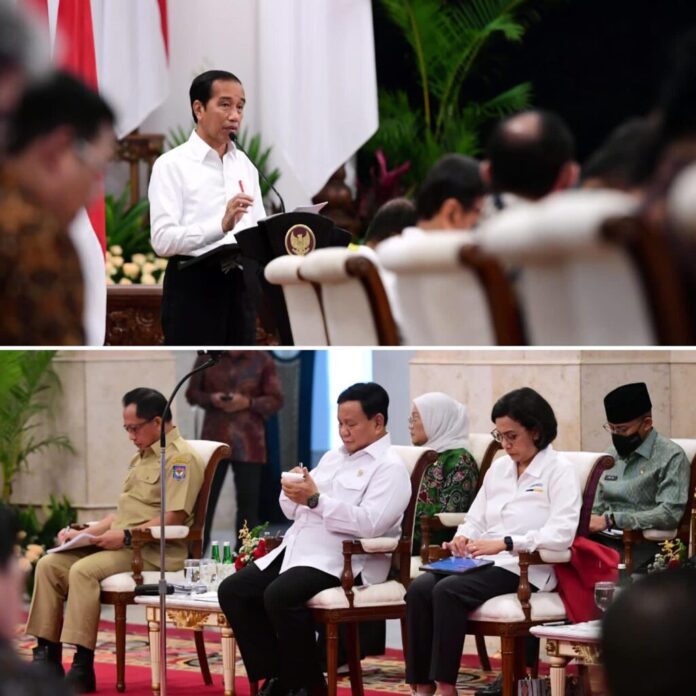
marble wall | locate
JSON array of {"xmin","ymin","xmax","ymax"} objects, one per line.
[
  {"xmin": 13, "ymin": 349, "xmax": 696, "ymax": 520},
  {"xmin": 410, "ymin": 350, "xmax": 696, "ymax": 452}
]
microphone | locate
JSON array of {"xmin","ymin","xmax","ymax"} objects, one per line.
[
  {"xmin": 196, "ymin": 350, "xmax": 225, "ymax": 362},
  {"xmin": 230, "ymin": 132, "xmax": 286, "ymax": 214}
]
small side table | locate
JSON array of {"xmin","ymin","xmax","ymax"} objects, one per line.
[
  {"xmin": 135, "ymin": 594, "xmax": 236, "ymax": 695},
  {"xmin": 530, "ymin": 621, "xmax": 602, "ymax": 696}
]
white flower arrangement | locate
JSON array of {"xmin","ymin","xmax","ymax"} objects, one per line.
[{"xmin": 105, "ymin": 246, "xmax": 168, "ymax": 285}]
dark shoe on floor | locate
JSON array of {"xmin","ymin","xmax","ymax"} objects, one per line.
[
  {"xmin": 258, "ymin": 677, "xmax": 285, "ymax": 696},
  {"xmin": 65, "ymin": 652, "xmax": 96, "ymax": 694},
  {"xmin": 476, "ymin": 676, "xmax": 502, "ymax": 695},
  {"xmin": 31, "ymin": 640, "xmax": 65, "ymax": 679}
]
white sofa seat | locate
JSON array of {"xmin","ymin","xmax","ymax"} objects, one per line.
[
  {"xmin": 307, "ymin": 580, "xmax": 406, "ymax": 609},
  {"xmin": 100, "ymin": 569, "xmax": 185, "ymax": 592},
  {"xmin": 469, "ymin": 591, "xmax": 566, "ymax": 622}
]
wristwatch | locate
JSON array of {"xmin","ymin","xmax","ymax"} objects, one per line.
[
  {"xmin": 504, "ymin": 536, "xmax": 513, "ymax": 552},
  {"xmin": 307, "ymin": 493, "xmax": 320, "ymax": 509},
  {"xmin": 123, "ymin": 529, "xmax": 132, "ymax": 547}
]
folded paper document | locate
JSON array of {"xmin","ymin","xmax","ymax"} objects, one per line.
[{"xmin": 47, "ymin": 532, "xmax": 99, "ymax": 554}]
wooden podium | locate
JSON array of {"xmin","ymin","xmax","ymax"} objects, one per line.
[{"xmin": 235, "ymin": 211, "xmax": 352, "ymax": 344}]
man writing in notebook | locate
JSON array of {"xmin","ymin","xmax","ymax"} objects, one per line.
[
  {"xmin": 149, "ymin": 69, "xmax": 266, "ymax": 345},
  {"xmin": 27, "ymin": 388, "xmax": 204, "ymax": 693}
]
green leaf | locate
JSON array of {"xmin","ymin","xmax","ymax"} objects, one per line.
[{"xmin": 0, "ymin": 352, "xmax": 74, "ymax": 502}]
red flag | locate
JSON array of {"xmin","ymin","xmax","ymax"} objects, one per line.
[{"xmin": 54, "ymin": 0, "xmax": 105, "ymax": 251}]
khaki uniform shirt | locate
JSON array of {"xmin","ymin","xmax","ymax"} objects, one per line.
[{"xmin": 112, "ymin": 426, "xmax": 204, "ymax": 566}]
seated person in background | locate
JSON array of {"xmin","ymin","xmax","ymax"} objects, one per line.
[
  {"xmin": 406, "ymin": 387, "xmax": 581, "ymax": 696},
  {"xmin": 478, "ymin": 109, "xmax": 579, "ymax": 221},
  {"xmin": 217, "ymin": 382, "xmax": 412, "ymax": 696},
  {"xmin": 0, "ymin": 505, "xmax": 72, "ymax": 696},
  {"xmin": 580, "ymin": 117, "xmax": 655, "ymax": 193},
  {"xmin": 409, "ymin": 392, "xmax": 478, "ymax": 553},
  {"xmin": 602, "ymin": 567, "xmax": 696, "ymax": 696},
  {"xmin": 27, "ymin": 388, "xmax": 204, "ymax": 693},
  {"xmin": 590, "ymin": 382, "xmax": 689, "ymax": 571},
  {"xmin": 363, "ymin": 197, "xmax": 417, "ymax": 249},
  {"xmin": 402, "ymin": 154, "xmax": 484, "ymax": 235}
]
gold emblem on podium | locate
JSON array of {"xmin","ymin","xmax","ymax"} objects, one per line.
[{"xmin": 285, "ymin": 224, "xmax": 316, "ymax": 256}]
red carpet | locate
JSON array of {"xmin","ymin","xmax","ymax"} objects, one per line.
[{"xmin": 16, "ymin": 617, "xmax": 548, "ymax": 694}]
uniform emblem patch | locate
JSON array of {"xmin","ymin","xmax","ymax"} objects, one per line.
[{"xmin": 173, "ymin": 464, "xmax": 187, "ymax": 481}]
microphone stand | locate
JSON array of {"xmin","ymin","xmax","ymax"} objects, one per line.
[
  {"xmin": 157, "ymin": 351, "xmax": 222, "ymax": 695},
  {"xmin": 230, "ymin": 132, "xmax": 286, "ymax": 213}
]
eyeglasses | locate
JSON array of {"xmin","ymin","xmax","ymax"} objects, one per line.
[
  {"xmin": 602, "ymin": 418, "xmax": 645, "ymax": 436},
  {"xmin": 123, "ymin": 417, "xmax": 155, "ymax": 435},
  {"xmin": 73, "ymin": 136, "xmax": 114, "ymax": 175},
  {"xmin": 490, "ymin": 429, "xmax": 520, "ymax": 445},
  {"xmin": 408, "ymin": 415, "xmax": 421, "ymax": 425}
]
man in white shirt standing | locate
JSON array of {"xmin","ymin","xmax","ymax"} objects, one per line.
[
  {"xmin": 149, "ymin": 70, "xmax": 266, "ymax": 345},
  {"xmin": 217, "ymin": 382, "xmax": 412, "ymax": 696}
]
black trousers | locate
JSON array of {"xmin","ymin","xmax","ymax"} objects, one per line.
[
  {"xmin": 590, "ymin": 532, "xmax": 659, "ymax": 574},
  {"xmin": 161, "ymin": 255, "xmax": 257, "ymax": 346},
  {"xmin": 217, "ymin": 551, "xmax": 341, "ymax": 690},
  {"xmin": 203, "ymin": 460, "xmax": 263, "ymax": 552},
  {"xmin": 406, "ymin": 567, "xmax": 522, "ymax": 686}
]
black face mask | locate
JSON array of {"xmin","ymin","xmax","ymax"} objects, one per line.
[{"xmin": 612, "ymin": 431, "xmax": 643, "ymax": 457}]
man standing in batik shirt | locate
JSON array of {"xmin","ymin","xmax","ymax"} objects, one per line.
[{"xmin": 186, "ymin": 351, "xmax": 283, "ymax": 550}]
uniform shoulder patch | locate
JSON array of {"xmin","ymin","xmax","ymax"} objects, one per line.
[
  {"xmin": 171, "ymin": 454, "xmax": 191, "ymax": 481},
  {"xmin": 172, "ymin": 464, "xmax": 187, "ymax": 481}
]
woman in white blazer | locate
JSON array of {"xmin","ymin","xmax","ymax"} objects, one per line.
[{"xmin": 405, "ymin": 387, "xmax": 582, "ymax": 696}]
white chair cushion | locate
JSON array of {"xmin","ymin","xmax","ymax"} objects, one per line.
[
  {"xmin": 643, "ymin": 529, "xmax": 677, "ymax": 541},
  {"xmin": 100, "ymin": 569, "xmax": 185, "ymax": 592},
  {"xmin": 538, "ymin": 549, "xmax": 572, "ymax": 563},
  {"xmin": 410, "ymin": 556, "xmax": 425, "ymax": 579},
  {"xmin": 469, "ymin": 592, "xmax": 566, "ymax": 622},
  {"xmin": 358, "ymin": 537, "xmax": 399, "ymax": 553},
  {"xmin": 436, "ymin": 513, "xmax": 467, "ymax": 527},
  {"xmin": 390, "ymin": 445, "xmax": 431, "ymax": 477},
  {"xmin": 307, "ymin": 580, "xmax": 406, "ymax": 609},
  {"xmin": 148, "ymin": 525, "xmax": 189, "ymax": 539}
]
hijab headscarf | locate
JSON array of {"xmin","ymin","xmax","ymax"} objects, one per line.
[{"xmin": 413, "ymin": 392, "xmax": 470, "ymax": 453}]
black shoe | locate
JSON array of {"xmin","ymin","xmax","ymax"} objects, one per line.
[
  {"xmin": 31, "ymin": 640, "xmax": 65, "ymax": 679},
  {"xmin": 476, "ymin": 676, "xmax": 502, "ymax": 695},
  {"xmin": 258, "ymin": 677, "xmax": 285, "ymax": 696},
  {"xmin": 65, "ymin": 649, "xmax": 96, "ymax": 694}
]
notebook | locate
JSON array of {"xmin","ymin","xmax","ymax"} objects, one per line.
[{"xmin": 419, "ymin": 557, "xmax": 494, "ymax": 575}]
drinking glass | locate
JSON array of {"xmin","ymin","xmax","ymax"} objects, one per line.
[
  {"xmin": 183, "ymin": 559, "xmax": 200, "ymax": 586},
  {"xmin": 200, "ymin": 558, "xmax": 218, "ymax": 590},
  {"xmin": 594, "ymin": 581, "xmax": 616, "ymax": 613}
]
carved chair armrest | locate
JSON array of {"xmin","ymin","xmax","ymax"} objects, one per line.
[
  {"xmin": 339, "ymin": 538, "xmax": 408, "ymax": 607},
  {"xmin": 622, "ymin": 527, "xmax": 676, "ymax": 574},
  {"xmin": 419, "ymin": 514, "xmax": 466, "ymax": 562},
  {"xmin": 516, "ymin": 550, "xmax": 571, "ymax": 621},
  {"xmin": 127, "ymin": 526, "xmax": 194, "ymax": 586}
]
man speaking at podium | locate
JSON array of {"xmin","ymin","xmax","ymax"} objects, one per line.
[{"xmin": 149, "ymin": 70, "xmax": 266, "ymax": 345}]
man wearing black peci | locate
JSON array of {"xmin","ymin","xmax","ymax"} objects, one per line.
[{"xmin": 149, "ymin": 69, "xmax": 266, "ymax": 345}]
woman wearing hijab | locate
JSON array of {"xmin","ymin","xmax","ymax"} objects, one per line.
[{"xmin": 409, "ymin": 392, "xmax": 479, "ymax": 552}]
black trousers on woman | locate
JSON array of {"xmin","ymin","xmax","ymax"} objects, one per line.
[
  {"xmin": 406, "ymin": 567, "xmax": 524, "ymax": 686},
  {"xmin": 217, "ymin": 551, "xmax": 340, "ymax": 691}
]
